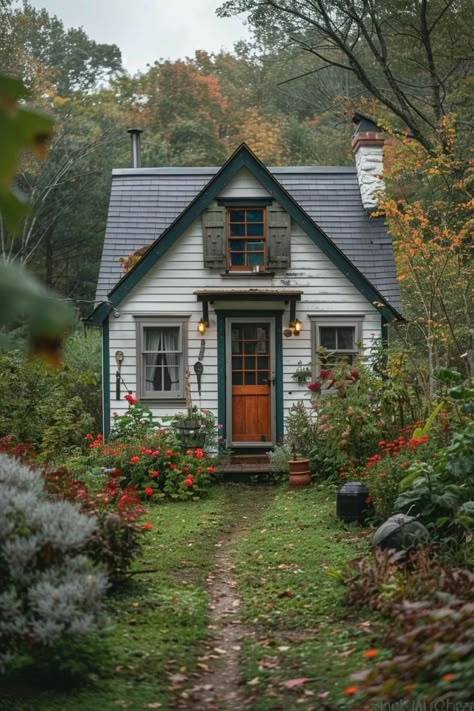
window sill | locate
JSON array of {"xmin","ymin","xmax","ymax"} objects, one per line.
[
  {"xmin": 138, "ymin": 397, "xmax": 186, "ymax": 405},
  {"xmin": 220, "ymin": 271, "xmax": 275, "ymax": 278}
]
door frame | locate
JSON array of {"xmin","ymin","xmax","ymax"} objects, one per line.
[{"xmin": 217, "ymin": 310, "xmax": 284, "ymax": 449}]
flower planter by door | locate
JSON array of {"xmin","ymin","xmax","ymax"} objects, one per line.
[
  {"xmin": 288, "ymin": 458, "xmax": 311, "ymax": 489},
  {"xmin": 175, "ymin": 420, "xmax": 206, "ymax": 450}
]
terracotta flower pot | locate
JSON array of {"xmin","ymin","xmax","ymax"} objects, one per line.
[{"xmin": 288, "ymin": 458, "xmax": 311, "ymax": 489}]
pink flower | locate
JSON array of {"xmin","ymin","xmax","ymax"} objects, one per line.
[{"xmin": 84, "ymin": 433, "xmax": 93, "ymax": 441}]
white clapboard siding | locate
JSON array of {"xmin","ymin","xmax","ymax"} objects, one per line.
[{"xmin": 108, "ymin": 168, "xmax": 382, "ymax": 428}]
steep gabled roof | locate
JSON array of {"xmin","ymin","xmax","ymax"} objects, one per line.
[{"xmin": 91, "ymin": 143, "xmax": 402, "ymax": 324}]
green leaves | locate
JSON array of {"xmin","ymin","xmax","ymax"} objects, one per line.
[{"xmin": 0, "ymin": 73, "xmax": 54, "ymax": 231}]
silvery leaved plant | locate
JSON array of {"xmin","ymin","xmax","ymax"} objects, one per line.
[{"xmin": 0, "ymin": 454, "xmax": 108, "ymax": 672}]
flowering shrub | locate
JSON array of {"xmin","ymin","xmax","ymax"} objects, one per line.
[
  {"xmin": 44, "ymin": 468, "xmax": 149, "ymax": 582},
  {"xmin": 305, "ymin": 361, "xmax": 392, "ymax": 479},
  {"xmin": 352, "ymin": 427, "xmax": 432, "ymax": 519},
  {"xmin": 0, "ymin": 454, "xmax": 107, "ymax": 672},
  {"xmin": 83, "ymin": 433, "xmax": 214, "ymax": 501}
]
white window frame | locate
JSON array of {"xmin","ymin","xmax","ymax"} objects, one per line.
[
  {"xmin": 310, "ymin": 315, "xmax": 363, "ymax": 379},
  {"xmin": 135, "ymin": 317, "xmax": 188, "ymax": 400}
]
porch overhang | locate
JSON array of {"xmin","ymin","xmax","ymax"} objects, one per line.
[{"xmin": 194, "ymin": 289, "xmax": 303, "ymax": 323}]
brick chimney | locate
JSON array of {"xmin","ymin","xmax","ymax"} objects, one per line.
[{"xmin": 352, "ymin": 113, "xmax": 384, "ymax": 211}]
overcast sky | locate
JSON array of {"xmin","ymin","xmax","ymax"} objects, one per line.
[{"xmin": 29, "ymin": 0, "xmax": 250, "ymax": 73}]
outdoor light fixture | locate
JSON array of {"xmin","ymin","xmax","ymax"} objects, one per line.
[
  {"xmin": 197, "ymin": 318, "xmax": 208, "ymax": 335},
  {"xmin": 291, "ymin": 319, "xmax": 302, "ymax": 335}
]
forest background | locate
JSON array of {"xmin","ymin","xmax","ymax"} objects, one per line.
[{"xmin": 1, "ymin": 0, "xmax": 473, "ymax": 394}]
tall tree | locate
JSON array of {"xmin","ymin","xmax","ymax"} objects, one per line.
[{"xmin": 218, "ymin": 0, "xmax": 474, "ymax": 154}]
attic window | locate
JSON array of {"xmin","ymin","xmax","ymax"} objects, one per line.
[{"xmin": 227, "ymin": 208, "xmax": 266, "ymax": 271}]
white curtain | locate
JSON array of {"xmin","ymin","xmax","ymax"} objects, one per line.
[{"xmin": 145, "ymin": 327, "xmax": 180, "ymax": 392}]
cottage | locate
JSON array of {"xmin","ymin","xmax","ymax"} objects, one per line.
[{"xmin": 90, "ymin": 115, "xmax": 402, "ymax": 449}]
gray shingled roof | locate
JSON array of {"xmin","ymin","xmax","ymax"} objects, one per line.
[{"xmin": 95, "ymin": 165, "xmax": 401, "ymax": 312}]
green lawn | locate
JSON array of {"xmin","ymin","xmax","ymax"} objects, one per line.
[
  {"xmin": 236, "ymin": 485, "xmax": 385, "ymax": 709},
  {"xmin": 0, "ymin": 484, "xmax": 385, "ymax": 710}
]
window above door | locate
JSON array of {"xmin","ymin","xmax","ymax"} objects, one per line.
[
  {"xmin": 227, "ymin": 207, "xmax": 266, "ymax": 271},
  {"xmin": 201, "ymin": 199, "xmax": 291, "ymax": 271}
]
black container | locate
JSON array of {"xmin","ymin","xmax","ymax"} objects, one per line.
[{"xmin": 336, "ymin": 481, "xmax": 370, "ymax": 522}]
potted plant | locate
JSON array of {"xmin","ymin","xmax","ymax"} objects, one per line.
[{"xmin": 288, "ymin": 442, "xmax": 311, "ymax": 488}]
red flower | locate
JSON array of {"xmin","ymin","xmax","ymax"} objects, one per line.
[
  {"xmin": 194, "ymin": 448, "xmax": 204, "ymax": 459},
  {"xmin": 308, "ymin": 381, "xmax": 321, "ymax": 393},
  {"xmin": 319, "ymin": 369, "xmax": 332, "ymax": 380},
  {"xmin": 363, "ymin": 649, "xmax": 378, "ymax": 659},
  {"xmin": 84, "ymin": 433, "xmax": 93, "ymax": 441},
  {"xmin": 124, "ymin": 393, "xmax": 138, "ymax": 406},
  {"xmin": 150, "ymin": 470, "xmax": 159, "ymax": 478},
  {"xmin": 402, "ymin": 461, "xmax": 410, "ymax": 469},
  {"xmin": 144, "ymin": 487, "xmax": 153, "ymax": 497},
  {"xmin": 144, "ymin": 449, "xmax": 153, "ymax": 455},
  {"xmin": 165, "ymin": 449, "xmax": 173, "ymax": 456},
  {"xmin": 142, "ymin": 522, "xmax": 153, "ymax": 530},
  {"xmin": 169, "ymin": 463, "xmax": 177, "ymax": 469},
  {"xmin": 207, "ymin": 466, "xmax": 216, "ymax": 473},
  {"xmin": 378, "ymin": 472, "xmax": 387, "ymax": 478},
  {"xmin": 378, "ymin": 440, "xmax": 386, "ymax": 448},
  {"xmin": 350, "ymin": 369, "xmax": 359, "ymax": 380},
  {"xmin": 130, "ymin": 455, "xmax": 140, "ymax": 464},
  {"xmin": 365, "ymin": 496, "xmax": 372, "ymax": 504},
  {"xmin": 152, "ymin": 450, "xmax": 160, "ymax": 456},
  {"xmin": 184, "ymin": 477, "xmax": 193, "ymax": 487},
  {"xmin": 344, "ymin": 686, "xmax": 359, "ymax": 696}
]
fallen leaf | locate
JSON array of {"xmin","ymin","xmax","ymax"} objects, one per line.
[
  {"xmin": 281, "ymin": 678, "xmax": 313, "ymax": 689},
  {"xmin": 247, "ymin": 677, "xmax": 260, "ymax": 686}
]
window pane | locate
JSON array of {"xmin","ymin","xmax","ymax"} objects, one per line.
[
  {"xmin": 230, "ymin": 252, "xmax": 245, "ymax": 266},
  {"xmin": 248, "ymin": 253, "xmax": 264, "ymax": 266},
  {"xmin": 257, "ymin": 371, "xmax": 268, "ymax": 384},
  {"xmin": 247, "ymin": 209, "xmax": 263, "ymax": 222},
  {"xmin": 319, "ymin": 327, "xmax": 336, "ymax": 350},
  {"xmin": 230, "ymin": 224, "xmax": 245, "ymax": 237},
  {"xmin": 232, "ymin": 356, "xmax": 242, "ymax": 369},
  {"xmin": 229, "ymin": 238, "xmax": 245, "ymax": 250},
  {"xmin": 244, "ymin": 371, "xmax": 256, "ymax": 385},
  {"xmin": 230, "ymin": 210, "xmax": 245, "ymax": 222},
  {"xmin": 247, "ymin": 223, "xmax": 264, "ymax": 237},
  {"xmin": 232, "ymin": 371, "xmax": 243, "ymax": 385},
  {"xmin": 244, "ymin": 356, "xmax": 255, "ymax": 370},
  {"xmin": 337, "ymin": 327, "xmax": 355, "ymax": 350},
  {"xmin": 145, "ymin": 326, "xmax": 179, "ymax": 351},
  {"xmin": 257, "ymin": 356, "xmax": 269, "ymax": 369},
  {"xmin": 247, "ymin": 240, "xmax": 263, "ymax": 251}
]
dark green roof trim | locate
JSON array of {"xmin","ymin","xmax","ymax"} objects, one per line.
[
  {"xmin": 102, "ymin": 318, "xmax": 110, "ymax": 439},
  {"xmin": 88, "ymin": 144, "xmax": 402, "ymax": 325}
]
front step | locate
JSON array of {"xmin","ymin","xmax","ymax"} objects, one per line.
[{"xmin": 217, "ymin": 454, "xmax": 273, "ymax": 481}]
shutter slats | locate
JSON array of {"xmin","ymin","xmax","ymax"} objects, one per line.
[
  {"xmin": 202, "ymin": 204, "xmax": 226, "ymax": 269},
  {"xmin": 267, "ymin": 204, "xmax": 291, "ymax": 269}
]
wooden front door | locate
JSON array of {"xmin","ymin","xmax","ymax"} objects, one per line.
[{"xmin": 228, "ymin": 319, "xmax": 274, "ymax": 445}]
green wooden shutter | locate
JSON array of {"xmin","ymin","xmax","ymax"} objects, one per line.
[
  {"xmin": 267, "ymin": 203, "xmax": 291, "ymax": 269},
  {"xmin": 202, "ymin": 204, "xmax": 226, "ymax": 269}
]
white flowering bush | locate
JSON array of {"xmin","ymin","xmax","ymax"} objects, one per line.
[{"xmin": 0, "ymin": 454, "xmax": 108, "ymax": 672}]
